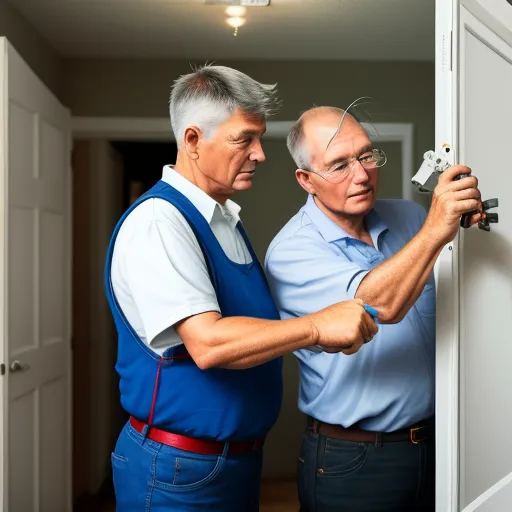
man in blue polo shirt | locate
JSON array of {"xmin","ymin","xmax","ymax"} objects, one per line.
[{"xmin": 265, "ymin": 106, "xmax": 482, "ymax": 511}]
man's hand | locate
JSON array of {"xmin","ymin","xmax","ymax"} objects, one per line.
[
  {"xmin": 309, "ymin": 299, "xmax": 378, "ymax": 355},
  {"xmin": 423, "ymin": 165, "xmax": 482, "ymax": 245}
]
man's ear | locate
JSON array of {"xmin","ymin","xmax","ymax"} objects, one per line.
[
  {"xmin": 295, "ymin": 169, "xmax": 316, "ymax": 195},
  {"xmin": 183, "ymin": 126, "xmax": 202, "ymax": 160}
]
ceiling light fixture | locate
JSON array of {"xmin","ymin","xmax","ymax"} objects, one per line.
[
  {"xmin": 206, "ymin": 0, "xmax": 270, "ymax": 37},
  {"xmin": 226, "ymin": 16, "xmax": 246, "ymax": 36}
]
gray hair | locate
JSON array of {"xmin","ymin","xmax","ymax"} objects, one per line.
[
  {"xmin": 286, "ymin": 115, "xmax": 311, "ymax": 170},
  {"xmin": 170, "ymin": 64, "xmax": 279, "ymax": 146},
  {"xmin": 287, "ymin": 106, "xmax": 352, "ymax": 170}
]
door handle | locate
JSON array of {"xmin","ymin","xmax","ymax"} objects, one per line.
[{"xmin": 9, "ymin": 360, "xmax": 29, "ymax": 373}]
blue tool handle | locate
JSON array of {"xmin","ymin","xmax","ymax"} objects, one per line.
[{"xmin": 363, "ymin": 304, "xmax": 379, "ymax": 320}]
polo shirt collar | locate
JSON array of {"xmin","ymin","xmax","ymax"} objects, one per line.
[
  {"xmin": 304, "ymin": 194, "xmax": 388, "ymax": 246},
  {"xmin": 161, "ymin": 165, "xmax": 241, "ymax": 227}
]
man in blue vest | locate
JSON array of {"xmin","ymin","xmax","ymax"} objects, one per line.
[
  {"xmin": 104, "ymin": 66, "xmax": 378, "ymax": 511},
  {"xmin": 265, "ymin": 106, "xmax": 482, "ymax": 511}
]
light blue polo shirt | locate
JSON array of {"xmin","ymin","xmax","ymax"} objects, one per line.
[{"xmin": 264, "ymin": 195, "xmax": 435, "ymax": 432}]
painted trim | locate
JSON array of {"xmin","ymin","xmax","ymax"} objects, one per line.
[
  {"xmin": 463, "ymin": 0, "xmax": 512, "ymax": 48},
  {"xmin": 434, "ymin": 1, "xmax": 460, "ymax": 511},
  {"xmin": 0, "ymin": 36, "xmax": 8, "ymax": 512},
  {"xmin": 72, "ymin": 117, "xmax": 415, "ymax": 201},
  {"xmin": 462, "ymin": 470, "xmax": 512, "ymax": 512}
]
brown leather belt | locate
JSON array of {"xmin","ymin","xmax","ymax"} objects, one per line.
[{"xmin": 307, "ymin": 416, "xmax": 433, "ymax": 445}]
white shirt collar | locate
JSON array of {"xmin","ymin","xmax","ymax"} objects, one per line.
[{"xmin": 161, "ymin": 165, "xmax": 241, "ymax": 227}]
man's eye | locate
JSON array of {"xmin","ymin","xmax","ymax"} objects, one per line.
[
  {"xmin": 333, "ymin": 164, "xmax": 348, "ymax": 172},
  {"xmin": 359, "ymin": 153, "xmax": 374, "ymax": 162}
]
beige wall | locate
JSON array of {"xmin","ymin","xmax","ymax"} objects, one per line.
[
  {"xmin": 62, "ymin": 57, "xmax": 434, "ymax": 168},
  {"xmin": 63, "ymin": 57, "xmax": 434, "ymax": 212},
  {"xmin": 0, "ymin": 0, "xmax": 62, "ymax": 97},
  {"xmin": 376, "ymin": 141, "xmax": 404, "ymax": 200}
]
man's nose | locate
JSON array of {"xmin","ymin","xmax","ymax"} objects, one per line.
[
  {"xmin": 250, "ymin": 141, "xmax": 266, "ymax": 163},
  {"xmin": 352, "ymin": 161, "xmax": 369, "ymax": 183}
]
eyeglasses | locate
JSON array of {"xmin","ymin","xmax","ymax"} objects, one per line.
[{"xmin": 305, "ymin": 148, "xmax": 387, "ymax": 184}]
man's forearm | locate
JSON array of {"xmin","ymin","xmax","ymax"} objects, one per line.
[
  {"xmin": 178, "ymin": 314, "xmax": 317, "ymax": 370},
  {"xmin": 355, "ymin": 226, "xmax": 443, "ymax": 323}
]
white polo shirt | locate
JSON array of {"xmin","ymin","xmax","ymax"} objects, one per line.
[{"xmin": 111, "ymin": 165, "xmax": 252, "ymax": 355}]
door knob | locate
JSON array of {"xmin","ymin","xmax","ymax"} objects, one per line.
[{"xmin": 9, "ymin": 360, "xmax": 29, "ymax": 373}]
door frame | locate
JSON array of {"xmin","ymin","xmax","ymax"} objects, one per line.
[
  {"xmin": 435, "ymin": 1, "xmax": 460, "ymax": 510},
  {"xmin": 71, "ymin": 117, "xmax": 416, "ymax": 201},
  {"xmin": 0, "ymin": 36, "xmax": 8, "ymax": 512}
]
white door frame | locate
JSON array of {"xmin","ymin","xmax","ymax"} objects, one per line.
[
  {"xmin": 435, "ymin": 1, "xmax": 460, "ymax": 511},
  {"xmin": 71, "ymin": 117, "xmax": 415, "ymax": 201},
  {"xmin": 0, "ymin": 36, "xmax": 8, "ymax": 512}
]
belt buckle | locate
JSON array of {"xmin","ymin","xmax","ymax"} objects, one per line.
[{"xmin": 410, "ymin": 425, "xmax": 426, "ymax": 444}]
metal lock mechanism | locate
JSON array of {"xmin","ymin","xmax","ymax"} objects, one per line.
[{"xmin": 412, "ymin": 144, "xmax": 499, "ymax": 232}]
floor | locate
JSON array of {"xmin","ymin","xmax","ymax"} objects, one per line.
[
  {"xmin": 78, "ymin": 478, "xmax": 299, "ymax": 511},
  {"xmin": 260, "ymin": 479, "xmax": 299, "ymax": 512}
]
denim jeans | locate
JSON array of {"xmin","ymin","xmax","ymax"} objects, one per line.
[
  {"xmin": 297, "ymin": 426, "xmax": 435, "ymax": 512},
  {"xmin": 112, "ymin": 420, "xmax": 263, "ymax": 511}
]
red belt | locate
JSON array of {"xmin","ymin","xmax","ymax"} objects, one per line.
[{"xmin": 129, "ymin": 417, "xmax": 265, "ymax": 455}]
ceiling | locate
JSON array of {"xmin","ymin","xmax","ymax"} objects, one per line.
[{"xmin": 10, "ymin": 0, "xmax": 435, "ymax": 61}]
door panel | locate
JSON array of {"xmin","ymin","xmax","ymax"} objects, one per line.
[
  {"xmin": 435, "ymin": 1, "xmax": 512, "ymax": 511},
  {"xmin": 1, "ymin": 37, "xmax": 72, "ymax": 512},
  {"xmin": 458, "ymin": 5, "xmax": 512, "ymax": 510}
]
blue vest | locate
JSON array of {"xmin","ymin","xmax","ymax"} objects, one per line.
[{"xmin": 104, "ymin": 181, "xmax": 283, "ymax": 441}]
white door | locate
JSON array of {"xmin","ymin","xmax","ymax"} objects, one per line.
[
  {"xmin": 435, "ymin": 1, "xmax": 512, "ymax": 511},
  {"xmin": 0, "ymin": 38, "xmax": 72, "ymax": 511}
]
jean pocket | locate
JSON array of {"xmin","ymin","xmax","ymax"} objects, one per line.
[
  {"xmin": 111, "ymin": 452, "xmax": 131, "ymax": 509},
  {"xmin": 318, "ymin": 438, "xmax": 368, "ymax": 478},
  {"xmin": 152, "ymin": 447, "xmax": 225, "ymax": 492},
  {"xmin": 111, "ymin": 452, "xmax": 129, "ymax": 468}
]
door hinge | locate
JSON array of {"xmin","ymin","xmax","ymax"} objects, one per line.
[{"xmin": 0, "ymin": 363, "xmax": 5, "ymax": 375}]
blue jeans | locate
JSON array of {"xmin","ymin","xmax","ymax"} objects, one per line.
[
  {"xmin": 112, "ymin": 421, "xmax": 263, "ymax": 511},
  {"xmin": 297, "ymin": 427, "xmax": 435, "ymax": 512}
]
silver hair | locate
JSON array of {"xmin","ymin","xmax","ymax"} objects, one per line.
[
  {"xmin": 286, "ymin": 115, "xmax": 311, "ymax": 170},
  {"xmin": 169, "ymin": 64, "xmax": 279, "ymax": 146},
  {"xmin": 287, "ymin": 105, "xmax": 366, "ymax": 170}
]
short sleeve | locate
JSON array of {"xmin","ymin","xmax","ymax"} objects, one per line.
[
  {"xmin": 265, "ymin": 234, "xmax": 369, "ymax": 319},
  {"xmin": 112, "ymin": 200, "xmax": 220, "ymax": 344}
]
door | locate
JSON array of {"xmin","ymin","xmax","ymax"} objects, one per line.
[
  {"xmin": 435, "ymin": 1, "xmax": 512, "ymax": 511},
  {"xmin": 0, "ymin": 38, "xmax": 72, "ymax": 511}
]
